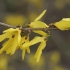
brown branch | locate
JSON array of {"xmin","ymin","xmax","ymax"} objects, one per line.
[
  {"xmin": 22, "ymin": 27, "xmax": 57, "ymax": 31},
  {"xmin": 0, "ymin": 22, "xmax": 57, "ymax": 30},
  {"xmin": 0, "ymin": 22, "xmax": 16, "ymax": 28}
]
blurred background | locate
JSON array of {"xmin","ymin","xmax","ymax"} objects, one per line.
[{"xmin": 0, "ymin": 0, "xmax": 70, "ymax": 70}]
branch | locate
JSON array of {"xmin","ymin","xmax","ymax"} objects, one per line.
[
  {"xmin": 0, "ymin": 22, "xmax": 57, "ymax": 30},
  {"xmin": 0, "ymin": 22, "xmax": 16, "ymax": 28},
  {"xmin": 22, "ymin": 27, "xmax": 57, "ymax": 31}
]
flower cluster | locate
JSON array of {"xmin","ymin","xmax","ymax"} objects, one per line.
[{"xmin": 0, "ymin": 10, "xmax": 49, "ymax": 62}]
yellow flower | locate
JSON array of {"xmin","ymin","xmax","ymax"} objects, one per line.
[
  {"xmin": 29, "ymin": 10, "xmax": 49, "ymax": 36},
  {"xmin": 20, "ymin": 35, "xmax": 30, "ymax": 60},
  {"xmin": 54, "ymin": 18, "xmax": 70, "ymax": 30},
  {"xmin": 21, "ymin": 36, "xmax": 47, "ymax": 62},
  {"xmin": 34, "ymin": 40, "xmax": 46, "ymax": 62},
  {"xmin": 0, "ymin": 10, "xmax": 49, "ymax": 62},
  {"xmin": 0, "ymin": 28, "xmax": 21, "ymax": 55}
]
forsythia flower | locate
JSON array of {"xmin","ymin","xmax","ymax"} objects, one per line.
[
  {"xmin": 29, "ymin": 10, "xmax": 49, "ymax": 36},
  {"xmin": 20, "ymin": 10, "xmax": 49, "ymax": 61},
  {"xmin": 0, "ymin": 10, "xmax": 49, "ymax": 62},
  {"xmin": 21, "ymin": 36, "xmax": 48, "ymax": 62},
  {"xmin": 54, "ymin": 18, "xmax": 70, "ymax": 30},
  {"xmin": 20, "ymin": 35, "xmax": 30, "ymax": 60},
  {"xmin": 0, "ymin": 28, "xmax": 21, "ymax": 55}
]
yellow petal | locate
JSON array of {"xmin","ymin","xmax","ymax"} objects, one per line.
[
  {"xmin": 11, "ymin": 34, "xmax": 18, "ymax": 55},
  {"xmin": 0, "ymin": 37, "xmax": 13, "ymax": 54},
  {"xmin": 21, "ymin": 35, "xmax": 31, "ymax": 53},
  {"xmin": 0, "ymin": 32, "xmax": 12, "ymax": 42},
  {"xmin": 21, "ymin": 35, "xmax": 30, "ymax": 60},
  {"xmin": 34, "ymin": 41, "xmax": 46, "ymax": 62},
  {"xmin": 3, "ymin": 28, "xmax": 17, "ymax": 33},
  {"xmin": 20, "ymin": 36, "xmax": 28, "ymax": 48},
  {"xmin": 6, "ymin": 46, "xmax": 12, "ymax": 54},
  {"xmin": 25, "ymin": 35, "xmax": 30, "ymax": 53},
  {"xmin": 35, "ymin": 10, "xmax": 47, "ymax": 21},
  {"xmin": 21, "ymin": 36, "xmax": 45, "ymax": 49},
  {"xmin": 34, "ymin": 42, "xmax": 43, "ymax": 58},
  {"xmin": 29, "ymin": 21, "xmax": 49, "ymax": 28},
  {"xmin": 2, "ymin": 40, "xmax": 8, "ymax": 47},
  {"xmin": 36, "ymin": 51, "xmax": 41, "ymax": 62},
  {"xmin": 27, "ymin": 47, "xmax": 30, "ymax": 53},
  {"xmin": 4, "ymin": 38, "xmax": 13, "ymax": 54},
  {"xmin": 20, "ymin": 36, "xmax": 26, "ymax": 46},
  {"xmin": 33, "ymin": 30, "xmax": 48, "ymax": 36},
  {"xmin": 22, "ymin": 50, "xmax": 25, "ymax": 60},
  {"xmin": 34, "ymin": 41, "xmax": 46, "ymax": 58},
  {"xmin": 54, "ymin": 18, "xmax": 70, "ymax": 30},
  {"xmin": 17, "ymin": 30, "xmax": 21, "ymax": 46}
]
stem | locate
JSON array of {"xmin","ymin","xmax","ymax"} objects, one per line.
[
  {"xmin": 22, "ymin": 27, "xmax": 57, "ymax": 31},
  {"xmin": 0, "ymin": 22, "xmax": 16, "ymax": 28},
  {"xmin": 0, "ymin": 22, "xmax": 57, "ymax": 30}
]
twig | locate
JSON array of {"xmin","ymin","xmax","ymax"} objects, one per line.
[
  {"xmin": 0, "ymin": 22, "xmax": 57, "ymax": 31},
  {"xmin": 0, "ymin": 22, "xmax": 16, "ymax": 28},
  {"xmin": 22, "ymin": 27, "xmax": 57, "ymax": 31}
]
